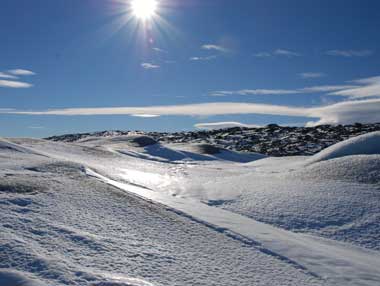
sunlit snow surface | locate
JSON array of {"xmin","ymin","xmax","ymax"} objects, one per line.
[{"xmin": 1, "ymin": 132, "xmax": 380, "ymax": 285}]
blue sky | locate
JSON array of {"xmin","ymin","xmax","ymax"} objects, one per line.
[{"xmin": 1, "ymin": 0, "xmax": 380, "ymax": 137}]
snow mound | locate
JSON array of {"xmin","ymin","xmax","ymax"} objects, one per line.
[
  {"xmin": 297, "ymin": 155, "xmax": 380, "ymax": 184},
  {"xmin": 0, "ymin": 139, "xmax": 44, "ymax": 156},
  {"xmin": 309, "ymin": 131, "xmax": 380, "ymax": 163},
  {"xmin": 0, "ymin": 269, "xmax": 45, "ymax": 286},
  {"xmin": 113, "ymin": 141, "xmax": 266, "ymax": 163},
  {"xmin": 189, "ymin": 144, "xmax": 223, "ymax": 155},
  {"xmin": 174, "ymin": 143, "xmax": 267, "ymax": 163},
  {"xmin": 78, "ymin": 135, "xmax": 157, "ymax": 148},
  {"xmin": 103, "ymin": 135, "xmax": 157, "ymax": 147},
  {"xmin": 123, "ymin": 135, "xmax": 157, "ymax": 147}
]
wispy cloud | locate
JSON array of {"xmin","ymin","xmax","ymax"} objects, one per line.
[
  {"xmin": 273, "ymin": 49, "xmax": 301, "ymax": 57},
  {"xmin": 300, "ymin": 85, "xmax": 358, "ymax": 93},
  {"xmin": 190, "ymin": 55, "xmax": 219, "ymax": 61},
  {"xmin": 28, "ymin": 126, "xmax": 45, "ymax": 129},
  {"xmin": 254, "ymin": 52, "xmax": 272, "ymax": 58},
  {"xmin": 326, "ymin": 50, "xmax": 374, "ymax": 57},
  {"xmin": 195, "ymin": 122, "xmax": 261, "ymax": 130},
  {"xmin": 131, "ymin": 114, "xmax": 161, "ymax": 118},
  {"xmin": 201, "ymin": 44, "xmax": 230, "ymax": 53},
  {"xmin": 152, "ymin": 47, "xmax": 167, "ymax": 53},
  {"xmin": 308, "ymin": 98, "xmax": 380, "ymax": 126},
  {"xmin": 4, "ymin": 99, "xmax": 380, "ymax": 126},
  {"xmin": 210, "ymin": 89, "xmax": 299, "ymax": 96},
  {"xmin": 2, "ymin": 102, "xmax": 308, "ymax": 117},
  {"xmin": 0, "ymin": 72, "xmax": 18, "ymax": 79},
  {"xmin": 0, "ymin": 68, "xmax": 36, "ymax": 88},
  {"xmin": 8, "ymin": 69, "xmax": 36, "ymax": 76},
  {"xmin": 299, "ymin": 72, "xmax": 326, "ymax": 79},
  {"xmin": 255, "ymin": 49, "xmax": 301, "ymax": 58},
  {"xmin": 210, "ymin": 75, "xmax": 380, "ymax": 98},
  {"xmin": 141, "ymin": 63, "xmax": 160, "ymax": 70},
  {"xmin": 210, "ymin": 85, "xmax": 355, "ymax": 97},
  {"xmin": 329, "ymin": 76, "xmax": 380, "ymax": 98},
  {"xmin": 190, "ymin": 43, "xmax": 230, "ymax": 62},
  {"xmin": 0, "ymin": 79, "xmax": 33, "ymax": 88}
]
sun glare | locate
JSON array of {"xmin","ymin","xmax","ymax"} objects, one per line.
[{"xmin": 131, "ymin": 0, "xmax": 158, "ymax": 20}]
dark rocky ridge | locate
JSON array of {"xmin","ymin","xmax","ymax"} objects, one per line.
[{"xmin": 46, "ymin": 123, "xmax": 380, "ymax": 157}]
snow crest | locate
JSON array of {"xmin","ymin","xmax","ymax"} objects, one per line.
[{"xmin": 309, "ymin": 131, "xmax": 380, "ymax": 163}]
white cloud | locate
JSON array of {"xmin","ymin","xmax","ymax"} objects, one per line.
[
  {"xmin": 210, "ymin": 89, "xmax": 298, "ymax": 96},
  {"xmin": 299, "ymin": 72, "xmax": 326, "ymax": 79},
  {"xmin": 191, "ymin": 44, "xmax": 230, "ymax": 62},
  {"xmin": 210, "ymin": 85, "xmax": 355, "ymax": 97},
  {"xmin": 131, "ymin": 114, "xmax": 160, "ymax": 118},
  {"xmin": 0, "ymin": 72, "xmax": 18, "ymax": 79},
  {"xmin": 195, "ymin": 122, "xmax": 261, "ymax": 130},
  {"xmin": 209, "ymin": 75, "xmax": 380, "ymax": 98},
  {"xmin": 8, "ymin": 69, "xmax": 36, "ymax": 76},
  {"xmin": 308, "ymin": 99, "xmax": 380, "ymax": 126},
  {"xmin": 4, "ymin": 99, "xmax": 380, "ymax": 126},
  {"xmin": 273, "ymin": 49, "xmax": 301, "ymax": 57},
  {"xmin": 0, "ymin": 80, "xmax": 33, "ymax": 88},
  {"xmin": 190, "ymin": 55, "xmax": 218, "ymax": 61},
  {"xmin": 254, "ymin": 52, "xmax": 272, "ymax": 58},
  {"xmin": 152, "ymin": 47, "xmax": 167, "ymax": 53},
  {"xmin": 141, "ymin": 63, "xmax": 160, "ymax": 69},
  {"xmin": 5, "ymin": 102, "xmax": 309, "ymax": 117},
  {"xmin": 329, "ymin": 76, "xmax": 380, "ymax": 98},
  {"xmin": 254, "ymin": 49, "xmax": 301, "ymax": 58},
  {"xmin": 201, "ymin": 44, "xmax": 230, "ymax": 53},
  {"xmin": 326, "ymin": 50, "xmax": 374, "ymax": 57},
  {"xmin": 28, "ymin": 126, "xmax": 45, "ymax": 129},
  {"xmin": 300, "ymin": 85, "xmax": 358, "ymax": 93}
]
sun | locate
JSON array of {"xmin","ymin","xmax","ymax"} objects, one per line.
[{"xmin": 131, "ymin": 0, "xmax": 158, "ymax": 20}]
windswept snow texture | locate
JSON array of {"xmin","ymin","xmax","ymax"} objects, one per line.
[
  {"xmin": 1, "ymin": 132, "xmax": 380, "ymax": 285},
  {"xmin": 0, "ymin": 269, "xmax": 45, "ymax": 286},
  {"xmin": 0, "ymin": 151, "xmax": 323, "ymax": 286}
]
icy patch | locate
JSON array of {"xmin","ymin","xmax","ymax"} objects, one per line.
[{"xmin": 309, "ymin": 131, "xmax": 380, "ymax": 163}]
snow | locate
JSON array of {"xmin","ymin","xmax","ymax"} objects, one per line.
[
  {"xmin": 0, "ymin": 269, "xmax": 45, "ymax": 286},
  {"xmin": 0, "ymin": 154, "xmax": 322, "ymax": 286},
  {"xmin": 1, "ymin": 134, "xmax": 380, "ymax": 285},
  {"xmin": 308, "ymin": 131, "xmax": 380, "ymax": 163},
  {"xmin": 77, "ymin": 135, "xmax": 265, "ymax": 163}
]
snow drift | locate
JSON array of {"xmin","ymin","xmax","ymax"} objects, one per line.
[{"xmin": 309, "ymin": 131, "xmax": 380, "ymax": 163}]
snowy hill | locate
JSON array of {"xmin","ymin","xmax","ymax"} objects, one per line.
[{"xmin": 1, "ymin": 131, "xmax": 380, "ymax": 285}]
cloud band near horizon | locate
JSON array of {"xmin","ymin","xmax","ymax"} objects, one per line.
[{"xmin": 3, "ymin": 99, "xmax": 380, "ymax": 126}]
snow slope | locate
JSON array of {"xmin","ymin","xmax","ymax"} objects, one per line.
[
  {"xmin": 1, "ymin": 133, "xmax": 380, "ymax": 285},
  {"xmin": 0, "ymin": 151, "xmax": 323, "ymax": 286}
]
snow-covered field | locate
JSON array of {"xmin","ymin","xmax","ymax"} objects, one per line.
[{"xmin": 1, "ymin": 132, "xmax": 379, "ymax": 285}]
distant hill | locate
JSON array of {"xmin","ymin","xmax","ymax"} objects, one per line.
[{"xmin": 46, "ymin": 123, "xmax": 380, "ymax": 156}]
